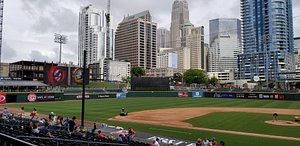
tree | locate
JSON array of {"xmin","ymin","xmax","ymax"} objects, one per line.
[
  {"xmin": 183, "ymin": 69, "xmax": 209, "ymax": 84},
  {"xmin": 131, "ymin": 67, "xmax": 145, "ymax": 77},
  {"xmin": 296, "ymin": 82, "xmax": 300, "ymax": 89},
  {"xmin": 268, "ymin": 82, "xmax": 275, "ymax": 89},
  {"xmin": 209, "ymin": 77, "xmax": 219, "ymax": 86}
]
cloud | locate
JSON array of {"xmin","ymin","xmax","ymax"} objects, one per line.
[{"xmin": 1, "ymin": 42, "xmax": 17, "ymax": 62}]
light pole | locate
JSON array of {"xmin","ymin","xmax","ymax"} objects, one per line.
[{"xmin": 54, "ymin": 33, "xmax": 67, "ymax": 64}]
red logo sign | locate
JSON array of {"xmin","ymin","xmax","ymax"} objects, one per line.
[
  {"xmin": 28, "ymin": 93, "xmax": 37, "ymax": 102},
  {"xmin": 178, "ymin": 91, "xmax": 188, "ymax": 98},
  {"xmin": 0, "ymin": 93, "xmax": 6, "ymax": 104}
]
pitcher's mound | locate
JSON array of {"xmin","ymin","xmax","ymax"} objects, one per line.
[{"xmin": 265, "ymin": 120, "xmax": 300, "ymax": 126}]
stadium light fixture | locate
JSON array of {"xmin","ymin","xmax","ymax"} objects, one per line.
[{"xmin": 54, "ymin": 33, "xmax": 67, "ymax": 64}]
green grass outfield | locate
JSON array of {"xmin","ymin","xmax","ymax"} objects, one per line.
[
  {"xmin": 185, "ymin": 112, "xmax": 300, "ymax": 138},
  {"xmin": 6, "ymin": 97, "xmax": 300, "ymax": 146}
]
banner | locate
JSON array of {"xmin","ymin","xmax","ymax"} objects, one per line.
[
  {"xmin": 0, "ymin": 92, "xmax": 6, "ymax": 104},
  {"xmin": 192, "ymin": 92, "xmax": 204, "ymax": 98},
  {"xmin": 27, "ymin": 93, "xmax": 61, "ymax": 102},
  {"xmin": 116, "ymin": 93, "xmax": 127, "ymax": 98},
  {"xmin": 178, "ymin": 91, "xmax": 188, "ymax": 98}
]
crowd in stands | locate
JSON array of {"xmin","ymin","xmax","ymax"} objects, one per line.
[
  {"xmin": 0, "ymin": 107, "xmax": 148, "ymax": 146},
  {"xmin": 195, "ymin": 138, "xmax": 224, "ymax": 146}
]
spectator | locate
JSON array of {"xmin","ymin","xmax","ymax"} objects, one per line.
[
  {"xmin": 68, "ymin": 116, "xmax": 76, "ymax": 133},
  {"xmin": 98, "ymin": 130, "xmax": 104, "ymax": 138},
  {"xmin": 20, "ymin": 107, "xmax": 25, "ymax": 118},
  {"xmin": 121, "ymin": 134, "xmax": 128, "ymax": 143},
  {"xmin": 2, "ymin": 107, "xmax": 10, "ymax": 117},
  {"xmin": 30, "ymin": 108, "xmax": 37, "ymax": 120},
  {"xmin": 211, "ymin": 138, "xmax": 217, "ymax": 146},
  {"xmin": 196, "ymin": 138, "xmax": 202, "ymax": 146},
  {"xmin": 116, "ymin": 134, "xmax": 123, "ymax": 142},
  {"xmin": 219, "ymin": 141, "xmax": 225, "ymax": 146},
  {"xmin": 202, "ymin": 138, "xmax": 210, "ymax": 146},
  {"xmin": 24, "ymin": 122, "xmax": 33, "ymax": 133},
  {"xmin": 153, "ymin": 138, "xmax": 160, "ymax": 146},
  {"xmin": 32, "ymin": 123, "xmax": 40, "ymax": 134},
  {"xmin": 92, "ymin": 123, "xmax": 97, "ymax": 133},
  {"xmin": 39, "ymin": 122, "xmax": 54, "ymax": 138},
  {"xmin": 128, "ymin": 128, "xmax": 136, "ymax": 142},
  {"xmin": 63, "ymin": 117, "xmax": 69, "ymax": 131}
]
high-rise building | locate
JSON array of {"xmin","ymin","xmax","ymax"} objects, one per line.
[
  {"xmin": 170, "ymin": 0, "xmax": 189, "ymax": 48},
  {"xmin": 209, "ymin": 18, "xmax": 241, "ymax": 72},
  {"xmin": 157, "ymin": 48, "xmax": 177, "ymax": 69},
  {"xmin": 157, "ymin": 28, "xmax": 171, "ymax": 49},
  {"xmin": 181, "ymin": 22, "xmax": 206, "ymax": 70},
  {"xmin": 237, "ymin": 0, "xmax": 295, "ymax": 82},
  {"xmin": 115, "ymin": 10, "xmax": 157, "ymax": 69},
  {"xmin": 78, "ymin": 4, "xmax": 115, "ymax": 67},
  {"xmin": 0, "ymin": 0, "xmax": 4, "ymax": 69},
  {"xmin": 295, "ymin": 37, "xmax": 300, "ymax": 80}
]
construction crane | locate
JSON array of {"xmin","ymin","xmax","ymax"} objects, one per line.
[{"xmin": 105, "ymin": 0, "xmax": 111, "ymax": 59}]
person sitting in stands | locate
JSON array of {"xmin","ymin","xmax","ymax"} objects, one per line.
[
  {"xmin": 98, "ymin": 130, "xmax": 104, "ymax": 139},
  {"xmin": 32, "ymin": 123, "xmax": 40, "ymax": 134},
  {"xmin": 20, "ymin": 107, "xmax": 25, "ymax": 118},
  {"xmin": 116, "ymin": 134, "xmax": 123, "ymax": 142},
  {"xmin": 128, "ymin": 128, "xmax": 136, "ymax": 142},
  {"xmin": 39, "ymin": 122, "xmax": 54, "ymax": 138},
  {"xmin": 120, "ymin": 108, "xmax": 128, "ymax": 116},
  {"xmin": 68, "ymin": 116, "xmax": 76, "ymax": 134},
  {"xmin": 2, "ymin": 107, "xmax": 10, "ymax": 117},
  {"xmin": 30, "ymin": 108, "xmax": 37, "ymax": 120}
]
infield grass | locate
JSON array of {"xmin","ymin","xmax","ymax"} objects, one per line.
[{"xmin": 6, "ymin": 97, "xmax": 300, "ymax": 146}]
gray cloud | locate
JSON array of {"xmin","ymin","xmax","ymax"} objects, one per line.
[
  {"xmin": 29, "ymin": 50, "xmax": 51, "ymax": 62},
  {"xmin": 1, "ymin": 42, "xmax": 17, "ymax": 62}
]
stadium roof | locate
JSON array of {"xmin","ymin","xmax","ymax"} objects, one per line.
[{"xmin": 0, "ymin": 80, "xmax": 48, "ymax": 87}]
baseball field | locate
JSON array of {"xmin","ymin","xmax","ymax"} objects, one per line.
[{"xmin": 5, "ymin": 97, "xmax": 300, "ymax": 146}]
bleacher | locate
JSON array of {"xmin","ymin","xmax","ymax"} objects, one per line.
[{"xmin": 0, "ymin": 115, "xmax": 149, "ymax": 146}]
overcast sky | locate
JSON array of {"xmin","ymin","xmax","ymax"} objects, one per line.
[{"xmin": 2, "ymin": 0, "xmax": 300, "ymax": 64}]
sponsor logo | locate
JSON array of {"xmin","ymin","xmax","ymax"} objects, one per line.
[
  {"xmin": 0, "ymin": 94, "xmax": 6, "ymax": 104},
  {"xmin": 76, "ymin": 95, "xmax": 90, "ymax": 99},
  {"xmin": 28, "ymin": 93, "xmax": 37, "ymax": 102}
]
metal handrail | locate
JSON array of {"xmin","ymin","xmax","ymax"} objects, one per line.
[
  {"xmin": 16, "ymin": 135, "xmax": 129, "ymax": 146},
  {"xmin": 0, "ymin": 133, "xmax": 38, "ymax": 146}
]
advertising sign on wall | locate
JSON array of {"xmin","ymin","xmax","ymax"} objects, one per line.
[
  {"xmin": 27, "ymin": 93, "xmax": 61, "ymax": 102},
  {"xmin": 71, "ymin": 68, "xmax": 89, "ymax": 85},
  {"xmin": 178, "ymin": 91, "xmax": 188, "ymax": 98},
  {"xmin": 0, "ymin": 92, "xmax": 6, "ymax": 104},
  {"xmin": 221, "ymin": 93, "xmax": 236, "ymax": 98},
  {"xmin": 192, "ymin": 92, "xmax": 204, "ymax": 98},
  {"xmin": 116, "ymin": 93, "xmax": 127, "ymax": 98}
]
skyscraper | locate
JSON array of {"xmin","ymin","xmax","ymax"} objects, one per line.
[
  {"xmin": 78, "ymin": 4, "xmax": 115, "ymax": 67},
  {"xmin": 209, "ymin": 18, "xmax": 241, "ymax": 72},
  {"xmin": 237, "ymin": 0, "xmax": 295, "ymax": 82},
  {"xmin": 181, "ymin": 22, "xmax": 206, "ymax": 70},
  {"xmin": 170, "ymin": 0, "xmax": 189, "ymax": 48},
  {"xmin": 0, "ymin": 0, "xmax": 3, "ymax": 67},
  {"xmin": 157, "ymin": 28, "xmax": 170, "ymax": 49},
  {"xmin": 115, "ymin": 10, "xmax": 157, "ymax": 69}
]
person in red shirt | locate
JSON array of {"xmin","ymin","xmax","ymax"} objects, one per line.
[
  {"xmin": 98, "ymin": 130, "xmax": 104, "ymax": 138},
  {"xmin": 30, "ymin": 108, "xmax": 37, "ymax": 120}
]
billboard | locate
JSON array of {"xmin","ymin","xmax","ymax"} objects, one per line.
[
  {"xmin": 45, "ymin": 66, "xmax": 68, "ymax": 85},
  {"xmin": 178, "ymin": 91, "xmax": 188, "ymax": 98},
  {"xmin": 0, "ymin": 92, "xmax": 6, "ymax": 104},
  {"xmin": 131, "ymin": 77, "xmax": 170, "ymax": 91},
  {"xmin": 27, "ymin": 93, "xmax": 61, "ymax": 102},
  {"xmin": 192, "ymin": 92, "xmax": 204, "ymax": 98},
  {"xmin": 71, "ymin": 68, "xmax": 89, "ymax": 85},
  {"xmin": 116, "ymin": 93, "xmax": 127, "ymax": 98}
]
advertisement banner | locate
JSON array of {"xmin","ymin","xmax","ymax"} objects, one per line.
[
  {"xmin": 116, "ymin": 93, "xmax": 127, "ymax": 98},
  {"xmin": 178, "ymin": 91, "xmax": 188, "ymax": 98},
  {"xmin": 27, "ymin": 93, "xmax": 61, "ymax": 102},
  {"xmin": 76, "ymin": 95, "xmax": 90, "ymax": 99},
  {"xmin": 45, "ymin": 66, "xmax": 68, "ymax": 85},
  {"xmin": 274, "ymin": 95, "xmax": 285, "ymax": 100},
  {"xmin": 0, "ymin": 92, "xmax": 6, "ymax": 104},
  {"xmin": 192, "ymin": 92, "xmax": 204, "ymax": 98},
  {"xmin": 71, "ymin": 68, "xmax": 89, "ymax": 85},
  {"xmin": 221, "ymin": 93, "xmax": 236, "ymax": 98}
]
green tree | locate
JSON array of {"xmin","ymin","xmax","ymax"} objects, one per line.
[
  {"xmin": 131, "ymin": 67, "xmax": 145, "ymax": 77},
  {"xmin": 268, "ymin": 82, "xmax": 275, "ymax": 89},
  {"xmin": 296, "ymin": 82, "xmax": 300, "ymax": 89},
  {"xmin": 209, "ymin": 77, "xmax": 219, "ymax": 86},
  {"xmin": 183, "ymin": 69, "xmax": 209, "ymax": 84}
]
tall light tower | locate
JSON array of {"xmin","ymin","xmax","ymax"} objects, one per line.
[
  {"xmin": 54, "ymin": 33, "xmax": 67, "ymax": 64},
  {"xmin": 0, "ymin": 0, "xmax": 4, "ymax": 68}
]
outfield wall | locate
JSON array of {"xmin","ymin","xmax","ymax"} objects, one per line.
[{"xmin": 1, "ymin": 91, "xmax": 299, "ymax": 103}]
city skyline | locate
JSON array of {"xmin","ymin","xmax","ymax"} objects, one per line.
[{"xmin": 2, "ymin": 0, "xmax": 300, "ymax": 64}]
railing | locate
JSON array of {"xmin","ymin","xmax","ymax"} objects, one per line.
[
  {"xmin": 0, "ymin": 133, "xmax": 37, "ymax": 146},
  {"xmin": 16, "ymin": 136, "xmax": 129, "ymax": 146}
]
